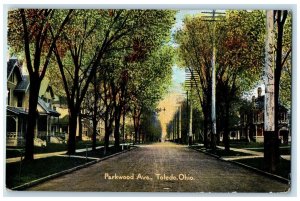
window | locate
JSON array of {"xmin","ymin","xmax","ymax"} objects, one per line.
[{"xmin": 7, "ymin": 89, "xmax": 11, "ymax": 105}]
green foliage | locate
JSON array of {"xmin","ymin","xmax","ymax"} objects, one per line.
[
  {"xmin": 279, "ymin": 12, "xmax": 292, "ymax": 109},
  {"xmin": 217, "ymin": 10, "xmax": 265, "ymax": 94},
  {"xmin": 140, "ymin": 110, "xmax": 162, "ymax": 142},
  {"xmin": 129, "ymin": 45, "xmax": 175, "ymax": 111}
]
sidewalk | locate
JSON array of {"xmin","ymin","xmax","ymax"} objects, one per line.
[
  {"xmin": 6, "ymin": 145, "xmax": 104, "ymax": 164},
  {"xmin": 193, "ymin": 144, "xmax": 290, "ymax": 161},
  {"xmin": 6, "ymin": 143, "xmax": 134, "ymax": 163},
  {"xmin": 216, "ymin": 145, "xmax": 290, "ymax": 161}
]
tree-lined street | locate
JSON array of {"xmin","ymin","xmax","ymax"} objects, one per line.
[
  {"xmin": 6, "ymin": 9, "xmax": 292, "ymax": 192},
  {"xmin": 28, "ymin": 143, "xmax": 289, "ymax": 192}
]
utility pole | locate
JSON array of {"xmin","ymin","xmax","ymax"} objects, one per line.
[
  {"xmin": 173, "ymin": 119, "xmax": 175, "ymax": 142},
  {"xmin": 188, "ymin": 82, "xmax": 193, "ymax": 146},
  {"xmin": 178, "ymin": 105, "xmax": 182, "ymax": 143},
  {"xmin": 186, "ymin": 90, "xmax": 189, "ymax": 145},
  {"xmin": 211, "ymin": 10, "xmax": 217, "ymax": 151},
  {"xmin": 202, "ymin": 10, "xmax": 225, "ymax": 151},
  {"xmin": 174, "ymin": 113, "xmax": 177, "ymax": 142},
  {"xmin": 122, "ymin": 108, "xmax": 125, "ymax": 143},
  {"xmin": 188, "ymin": 96, "xmax": 193, "ymax": 145},
  {"xmin": 264, "ymin": 10, "xmax": 277, "ymax": 172}
]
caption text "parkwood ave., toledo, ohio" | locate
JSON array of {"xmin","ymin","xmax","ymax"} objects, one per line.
[{"xmin": 104, "ymin": 173, "xmax": 194, "ymax": 181}]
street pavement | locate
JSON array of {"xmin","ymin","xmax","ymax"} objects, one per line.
[{"xmin": 28, "ymin": 142, "xmax": 289, "ymax": 193}]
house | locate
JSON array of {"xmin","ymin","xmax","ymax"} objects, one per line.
[
  {"xmin": 239, "ymin": 87, "xmax": 290, "ymax": 143},
  {"xmin": 6, "ymin": 58, "xmax": 29, "ymax": 146},
  {"xmin": 6, "ymin": 58, "xmax": 61, "ymax": 147}
]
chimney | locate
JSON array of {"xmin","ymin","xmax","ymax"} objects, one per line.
[{"xmin": 257, "ymin": 87, "xmax": 262, "ymax": 97}]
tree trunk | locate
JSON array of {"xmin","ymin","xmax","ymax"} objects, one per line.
[
  {"xmin": 138, "ymin": 130, "xmax": 141, "ymax": 144},
  {"xmin": 134, "ymin": 120, "xmax": 139, "ymax": 144},
  {"xmin": 114, "ymin": 106, "xmax": 121, "ymax": 150},
  {"xmin": 133, "ymin": 111, "xmax": 139, "ymax": 144},
  {"xmin": 223, "ymin": 101, "xmax": 230, "ymax": 152},
  {"xmin": 104, "ymin": 109, "xmax": 111, "ymax": 153},
  {"xmin": 201, "ymin": 90, "xmax": 211, "ymax": 149},
  {"xmin": 92, "ymin": 74, "xmax": 98, "ymax": 151},
  {"xmin": 24, "ymin": 74, "xmax": 41, "ymax": 161},
  {"xmin": 92, "ymin": 117, "xmax": 97, "ymax": 151},
  {"xmin": 67, "ymin": 110, "xmax": 77, "ymax": 155},
  {"xmin": 78, "ymin": 112, "xmax": 82, "ymax": 141},
  {"xmin": 104, "ymin": 126, "xmax": 110, "ymax": 154},
  {"xmin": 203, "ymin": 116, "xmax": 208, "ymax": 148}
]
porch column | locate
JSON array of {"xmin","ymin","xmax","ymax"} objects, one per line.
[
  {"xmin": 34, "ymin": 118, "xmax": 38, "ymax": 138},
  {"xmin": 20, "ymin": 118, "xmax": 23, "ymax": 139},
  {"xmin": 47, "ymin": 116, "xmax": 49, "ymax": 138},
  {"xmin": 16, "ymin": 117, "xmax": 19, "ymax": 146}
]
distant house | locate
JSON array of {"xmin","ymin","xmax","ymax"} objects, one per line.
[
  {"xmin": 6, "ymin": 58, "xmax": 61, "ymax": 147},
  {"xmin": 239, "ymin": 87, "xmax": 290, "ymax": 143}
]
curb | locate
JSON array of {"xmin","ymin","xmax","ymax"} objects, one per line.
[
  {"xmin": 10, "ymin": 146, "xmax": 138, "ymax": 191},
  {"xmin": 189, "ymin": 147, "xmax": 290, "ymax": 185}
]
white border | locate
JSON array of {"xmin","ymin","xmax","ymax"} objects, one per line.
[{"xmin": 1, "ymin": 0, "xmax": 299, "ymax": 200}]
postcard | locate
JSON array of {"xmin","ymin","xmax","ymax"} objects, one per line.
[{"xmin": 4, "ymin": 7, "xmax": 292, "ymax": 194}]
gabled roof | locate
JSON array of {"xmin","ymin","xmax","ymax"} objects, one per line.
[
  {"xmin": 14, "ymin": 75, "xmax": 30, "ymax": 93},
  {"xmin": 39, "ymin": 78, "xmax": 50, "ymax": 97},
  {"xmin": 7, "ymin": 106, "xmax": 28, "ymax": 115},
  {"xmin": 7, "ymin": 58, "xmax": 22, "ymax": 80},
  {"xmin": 38, "ymin": 97, "xmax": 60, "ymax": 117},
  {"xmin": 254, "ymin": 95, "xmax": 288, "ymax": 112}
]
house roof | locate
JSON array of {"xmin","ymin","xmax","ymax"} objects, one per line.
[
  {"xmin": 254, "ymin": 95, "xmax": 264, "ymax": 110},
  {"xmin": 7, "ymin": 106, "xmax": 28, "ymax": 115},
  {"xmin": 14, "ymin": 75, "xmax": 30, "ymax": 93},
  {"xmin": 39, "ymin": 78, "xmax": 50, "ymax": 97},
  {"xmin": 38, "ymin": 97, "xmax": 60, "ymax": 117},
  {"xmin": 7, "ymin": 58, "xmax": 22, "ymax": 80},
  {"xmin": 254, "ymin": 95, "xmax": 288, "ymax": 112}
]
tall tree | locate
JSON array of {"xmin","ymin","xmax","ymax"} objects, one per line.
[
  {"xmin": 216, "ymin": 10, "xmax": 265, "ymax": 151},
  {"xmin": 175, "ymin": 11, "xmax": 265, "ymax": 150},
  {"xmin": 52, "ymin": 10, "xmax": 176, "ymax": 154},
  {"xmin": 8, "ymin": 9, "xmax": 73, "ymax": 160}
]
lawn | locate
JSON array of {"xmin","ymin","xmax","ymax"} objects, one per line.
[
  {"xmin": 191, "ymin": 145, "xmax": 252, "ymax": 157},
  {"xmin": 6, "ymin": 156, "xmax": 94, "ymax": 189},
  {"xmin": 6, "ymin": 141, "xmax": 107, "ymax": 158},
  {"xmin": 228, "ymin": 141, "xmax": 264, "ymax": 149},
  {"xmin": 206, "ymin": 148, "xmax": 252, "ymax": 157},
  {"xmin": 6, "ymin": 143, "xmax": 67, "ymax": 159},
  {"xmin": 234, "ymin": 157, "xmax": 291, "ymax": 179},
  {"xmin": 197, "ymin": 143, "xmax": 291, "ymax": 179},
  {"xmin": 245, "ymin": 147, "xmax": 291, "ymax": 155},
  {"xmin": 74, "ymin": 145, "xmax": 131, "ymax": 159}
]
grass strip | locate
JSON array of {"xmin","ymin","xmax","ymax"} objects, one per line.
[
  {"xmin": 234, "ymin": 157, "xmax": 291, "ymax": 179},
  {"xmin": 6, "ymin": 156, "xmax": 94, "ymax": 189}
]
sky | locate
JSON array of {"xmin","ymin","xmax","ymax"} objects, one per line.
[
  {"xmin": 158, "ymin": 10, "xmax": 204, "ymax": 137},
  {"xmin": 169, "ymin": 10, "xmax": 203, "ymax": 94}
]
